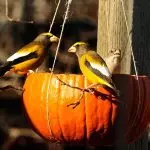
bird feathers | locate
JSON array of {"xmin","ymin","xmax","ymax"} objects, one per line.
[
  {"xmin": 68, "ymin": 42, "xmax": 119, "ymax": 95},
  {"xmin": 84, "ymin": 51, "xmax": 111, "ymax": 77},
  {"xmin": 0, "ymin": 51, "xmax": 39, "ymax": 76},
  {"xmin": 0, "ymin": 32, "xmax": 59, "ymax": 77},
  {"xmin": 84, "ymin": 59, "xmax": 112, "ymax": 84},
  {"xmin": 0, "ymin": 62, "xmax": 12, "ymax": 77},
  {"xmin": 7, "ymin": 43, "xmax": 41, "ymax": 62},
  {"xmin": 79, "ymin": 53, "xmax": 113, "ymax": 88},
  {"xmin": 8, "ymin": 51, "xmax": 38, "ymax": 66}
]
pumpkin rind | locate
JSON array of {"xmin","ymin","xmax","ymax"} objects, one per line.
[{"xmin": 23, "ymin": 73, "xmax": 150, "ymax": 146}]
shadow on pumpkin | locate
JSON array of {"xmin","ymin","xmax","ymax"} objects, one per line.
[{"xmin": 92, "ymin": 88, "xmax": 121, "ymax": 105}]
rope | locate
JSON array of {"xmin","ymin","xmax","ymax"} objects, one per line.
[
  {"xmin": 51, "ymin": 0, "xmax": 72, "ymax": 72},
  {"xmin": 120, "ymin": 0, "xmax": 141, "ymax": 139},
  {"xmin": 49, "ymin": 0, "xmax": 61, "ymax": 32},
  {"xmin": 46, "ymin": 0, "xmax": 72, "ymax": 138},
  {"xmin": 120, "ymin": 0, "xmax": 139, "ymax": 78}
]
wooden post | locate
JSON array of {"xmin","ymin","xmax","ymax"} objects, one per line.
[
  {"xmin": 97, "ymin": 0, "xmax": 132, "ymax": 74},
  {"xmin": 97, "ymin": 0, "xmax": 148, "ymax": 150}
]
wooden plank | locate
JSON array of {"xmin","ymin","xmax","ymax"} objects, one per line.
[
  {"xmin": 97, "ymin": 0, "xmax": 148, "ymax": 150},
  {"xmin": 97, "ymin": 0, "xmax": 132, "ymax": 74}
]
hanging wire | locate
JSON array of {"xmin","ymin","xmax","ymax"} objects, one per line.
[
  {"xmin": 120, "ymin": 0, "xmax": 142, "ymax": 140},
  {"xmin": 49, "ymin": 0, "xmax": 61, "ymax": 32},
  {"xmin": 105, "ymin": 1, "xmax": 110, "ymax": 53},
  {"xmin": 51, "ymin": 0, "xmax": 72, "ymax": 73},
  {"xmin": 46, "ymin": 0, "xmax": 73, "ymax": 138},
  {"xmin": 120, "ymin": 0, "xmax": 139, "ymax": 78}
]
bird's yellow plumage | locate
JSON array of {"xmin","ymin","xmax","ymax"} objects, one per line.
[
  {"xmin": 0, "ymin": 32, "xmax": 59, "ymax": 77},
  {"xmin": 79, "ymin": 52, "xmax": 112, "ymax": 87},
  {"xmin": 10, "ymin": 44, "xmax": 46, "ymax": 74},
  {"xmin": 68, "ymin": 42, "xmax": 119, "ymax": 95}
]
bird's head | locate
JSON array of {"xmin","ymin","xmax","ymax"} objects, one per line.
[
  {"xmin": 34, "ymin": 32, "xmax": 59, "ymax": 45},
  {"xmin": 68, "ymin": 42, "xmax": 89, "ymax": 57}
]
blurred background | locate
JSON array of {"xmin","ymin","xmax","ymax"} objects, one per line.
[
  {"xmin": 0, "ymin": 0, "xmax": 149, "ymax": 150},
  {"xmin": 0, "ymin": 0, "xmax": 98, "ymax": 149}
]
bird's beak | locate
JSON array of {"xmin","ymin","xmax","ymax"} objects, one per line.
[
  {"xmin": 50, "ymin": 35, "xmax": 59, "ymax": 43},
  {"xmin": 68, "ymin": 46, "xmax": 76, "ymax": 53}
]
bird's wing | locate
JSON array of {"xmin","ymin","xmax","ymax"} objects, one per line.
[
  {"xmin": 7, "ymin": 51, "xmax": 31, "ymax": 61},
  {"xmin": 90, "ymin": 61, "xmax": 111, "ymax": 77},
  {"xmin": 84, "ymin": 51, "xmax": 112, "ymax": 83},
  {"xmin": 0, "ymin": 51, "xmax": 38, "ymax": 76},
  {"xmin": 9, "ymin": 51, "xmax": 39, "ymax": 66},
  {"xmin": 7, "ymin": 43, "xmax": 40, "ymax": 62}
]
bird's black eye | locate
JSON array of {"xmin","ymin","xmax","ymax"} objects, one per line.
[
  {"xmin": 46, "ymin": 35, "xmax": 51, "ymax": 38},
  {"xmin": 76, "ymin": 44, "xmax": 80, "ymax": 48}
]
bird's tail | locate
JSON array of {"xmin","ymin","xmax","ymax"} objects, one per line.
[{"xmin": 0, "ymin": 62, "xmax": 12, "ymax": 77}]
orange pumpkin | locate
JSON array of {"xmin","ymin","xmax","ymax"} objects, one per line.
[{"xmin": 22, "ymin": 73, "xmax": 150, "ymax": 146}]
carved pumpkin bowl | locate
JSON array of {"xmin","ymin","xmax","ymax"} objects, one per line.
[{"xmin": 22, "ymin": 73, "xmax": 150, "ymax": 146}]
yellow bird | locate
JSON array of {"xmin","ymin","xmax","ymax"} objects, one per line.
[
  {"xmin": 68, "ymin": 42, "xmax": 119, "ymax": 96},
  {"xmin": 0, "ymin": 32, "xmax": 59, "ymax": 77}
]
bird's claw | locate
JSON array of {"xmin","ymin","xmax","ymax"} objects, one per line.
[
  {"xmin": 27, "ymin": 70, "xmax": 34, "ymax": 76},
  {"xmin": 86, "ymin": 88, "xmax": 95, "ymax": 94}
]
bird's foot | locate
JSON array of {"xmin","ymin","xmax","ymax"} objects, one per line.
[
  {"xmin": 27, "ymin": 70, "xmax": 34, "ymax": 76},
  {"xmin": 85, "ymin": 88, "xmax": 96, "ymax": 94}
]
